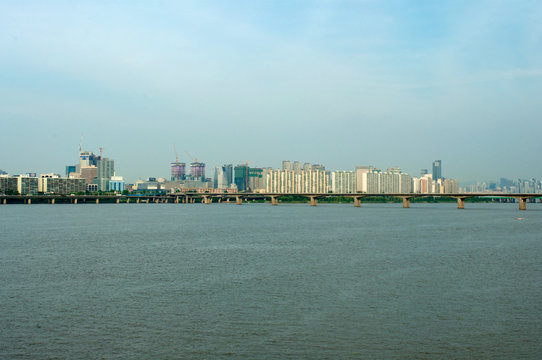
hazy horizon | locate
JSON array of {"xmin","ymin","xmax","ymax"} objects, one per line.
[{"xmin": 1, "ymin": 1, "xmax": 541, "ymax": 183}]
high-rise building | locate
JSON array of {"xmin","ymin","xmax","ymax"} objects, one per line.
[
  {"xmin": 331, "ymin": 171, "xmax": 356, "ymax": 193},
  {"xmin": 234, "ymin": 164, "xmax": 249, "ymax": 191},
  {"xmin": 293, "ymin": 161, "xmax": 302, "ymax": 174},
  {"xmin": 0, "ymin": 175, "xmax": 18, "ymax": 194},
  {"xmin": 214, "ymin": 164, "xmax": 234, "ymax": 189},
  {"xmin": 248, "ymin": 167, "xmax": 265, "ymax": 191},
  {"xmin": 190, "ymin": 162, "xmax": 205, "ymax": 181},
  {"xmin": 282, "ymin": 160, "xmax": 292, "ymax": 171},
  {"xmin": 97, "ymin": 157, "xmax": 115, "ymax": 191},
  {"xmin": 79, "ymin": 151, "xmax": 99, "ymax": 168},
  {"xmin": 38, "ymin": 174, "xmax": 86, "ymax": 194},
  {"xmin": 432, "ymin": 160, "xmax": 442, "ymax": 180},
  {"xmin": 171, "ymin": 162, "xmax": 186, "ymax": 181},
  {"xmin": 355, "ymin": 166, "xmax": 373, "ymax": 193},
  {"xmin": 16, "ymin": 176, "xmax": 39, "ymax": 195},
  {"xmin": 65, "ymin": 165, "xmax": 76, "ymax": 177}
]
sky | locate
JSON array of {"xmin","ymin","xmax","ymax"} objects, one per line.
[{"xmin": 1, "ymin": 0, "xmax": 541, "ymax": 184}]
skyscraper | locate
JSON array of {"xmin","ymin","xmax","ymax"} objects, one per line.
[
  {"xmin": 432, "ymin": 160, "xmax": 442, "ymax": 180},
  {"xmin": 97, "ymin": 157, "xmax": 114, "ymax": 191},
  {"xmin": 214, "ymin": 164, "xmax": 234, "ymax": 188},
  {"xmin": 234, "ymin": 164, "xmax": 249, "ymax": 191}
]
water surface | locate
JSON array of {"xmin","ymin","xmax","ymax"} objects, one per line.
[{"xmin": 1, "ymin": 203, "xmax": 541, "ymax": 358}]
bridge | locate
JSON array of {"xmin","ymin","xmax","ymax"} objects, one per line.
[{"xmin": 1, "ymin": 193, "xmax": 541, "ymax": 210}]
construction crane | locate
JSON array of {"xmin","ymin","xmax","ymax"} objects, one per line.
[
  {"xmin": 184, "ymin": 150, "xmax": 198, "ymax": 163},
  {"xmin": 173, "ymin": 144, "xmax": 179, "ymax": 163},
  {"xmin": 79, "ymin": 132, "xmax": 84, "ymax": 153}
]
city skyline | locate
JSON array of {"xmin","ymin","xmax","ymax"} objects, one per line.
[{"xmin": 1, "ymin": 1, "xmax": 541, "ymax": 182}]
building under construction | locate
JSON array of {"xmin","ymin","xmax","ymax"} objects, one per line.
[
  {"xmin": 190, "ymin": 162, "xmax": 205, "ymax": 181},
  {"xmin": 171, "ymin": 162, "xmax": 186, "ymax": 181}
]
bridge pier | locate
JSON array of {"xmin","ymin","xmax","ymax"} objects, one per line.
[
  {"xmin": 2, "ymin": 198, "xmax": 6, "ymax": 205},
  {"xmin": 518, "ymin": 197, "xmax": 527, "ymax": 211},
  {"xmin": 136, "ymin": 198, "xmax": 140, "ymax": 204},
  {"xmin": 402, "ymin": 197, "xmax": 410, "ymax": 208},
  {"xmin": 354, "ymin": 197, "xmax": 361, "ymax": 207},
  {"xmin": 73, "ymin": 198, "xmax": 78, "ymax": 205},
  {"xmin": 51, "ymin": 198, "xmax": 55, "ymax": 205},
  {"xmin": 126, "ymin": 198, "xmax": 130, "ymax": 204},
  {"xmin": 27, "ymin": 198, "xmax": 31, "ymax": 205},
  {"xmin": 236, "ymin": 196, "xmax": 243, "ymax": 205},
  {"xmin": 95, "ymin": 198, "xmax": 99, "ymax": 204},
  {"xmin": 310, "ymin": 196, "xmax": 318, "ymax": 206},
  {"xmin": 457, "ymin": 197, "xmax": 465, "ymax": 209},
  {"xmin": 116, "ymin": 198, "xmax": 120, "ymax": 204},
  {"xmin": 271, "ymin": 196, "xmax": 278, "ymax": 206}
]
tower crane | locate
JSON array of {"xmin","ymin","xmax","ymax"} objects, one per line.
[
  {"xmin": 184, "ymin": 150, "xmax": 198, "ymax": 163},
  {"xmin": 173, "ymin": 144, "xmax": 179, "ymax": 163}
]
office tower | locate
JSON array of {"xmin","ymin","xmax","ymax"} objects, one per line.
[
  {"xmin": 79, "ymin": 151, "xmax": 99, "ymax": 168},
  {"xmin": 65, "ymin": 165, "xmax": 77, "ymax": 177},
  {"xmin": 171, "ymin": 162, "xmax": 186, "ymax": 181},
  {"xmin": 282, "ymin": 160, "xmax": 292, "ymax": 171},
  {"xmin": 223, "ymin": 164, "xmax": 233, "ymax": 187},
  {"xmin": 190, "ymin": 162, "xmax": 205, "ymax": 181},
  {"xmin": 97, "ymin": 158, "xmax": 114, "ymax": 191},
  {"xmin": 214, "ymin": 164, "xmax": 234, "ymax": 189},
  {"xmin": 234, "ymin": 164, "xmax": 249, "ymax": 191},
  {"xmin": 432, "ymin": 160, "xmax": 442, "ymax": 180}
]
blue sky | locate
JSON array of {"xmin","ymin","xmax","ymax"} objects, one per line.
[{"xmin": 1, "ymin": 0, "xmax": 541, "ymax": 183}]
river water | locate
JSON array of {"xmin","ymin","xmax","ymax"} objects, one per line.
[{"xmin": 1, "ymin": 203, "xmax": 541, "ymax": 359}]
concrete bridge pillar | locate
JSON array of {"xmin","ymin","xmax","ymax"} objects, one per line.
[
  {"xmin": 218, "ymin": 198, "xmax": 222, "ymax": 203},
  {"xmin": 457, "ymin": 197, "xmax": 465, "ymax": 209},
  {"xmin": 136, "ymin": 198, "xmax": 140, "ymax": 204},
  {"xmin": 2, "ymin": 198, "xmax": 6, "ymax": 205},
  {"xmin": 116, "ymin": 198, "xmax": 120, "ymax": 204},
  {"xmin": 96, "ymin": 198, "xmax": 99, "ymax": 204},
  {"xmin": 310, "ymin": 196, "xmax": 318, "ymax": 206},
  {"xmin": 271, "ymin": 196, "xmax": 278, "ymax": 206},
  {"xmin": 236, "ymin": 196, "xmax": 243, "ymax": 205},
  {"xmin": 126, "ymin": 198, "xmax": 130, "ymax": 204},
  {"xmin": 226, "ymin": 198, "xmax": 230, "ymax": 203},
  {"xmin": 402, "ymin": 197, "xmax": 410, "ymax": 208},
  {"xmin": 74, "ymin": 198, "xmax": 78, "ymax": 205},
  {"xmin": 518, "ymin": 197, "xmax": 527, "ymax": 211},
  {"xmin": 354, "ymin": 197, "xmax": 361, "ymax": 207},
  {"xmin": 27, "ymin": 198, "xmax": 31, "ymax": 205},
  {"xmin": 175, "ymin": 196, "xmax": 179, "ymax": 204},
  {"xmin": 51, "ymin": 198, "xmax": 55, "ymax": 205}
]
